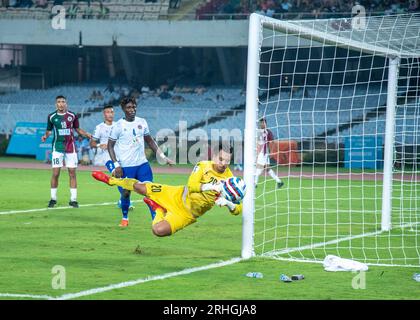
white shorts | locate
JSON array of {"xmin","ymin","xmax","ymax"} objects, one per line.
[
  {"xmin": 51, "ymin": 151, "xmax": 78, "ymax": 168},
  {"xmin": 257, "ymin": 152, "xmax": 270, "ymax": 166},
  {"xmin": 93, "ymin": 150, "xmax": 111, "ymax": 166}
]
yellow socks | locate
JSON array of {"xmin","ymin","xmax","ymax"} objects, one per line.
[{"xmin": 109, "ymin": 177, "xmax": 138, "ymax": 190}]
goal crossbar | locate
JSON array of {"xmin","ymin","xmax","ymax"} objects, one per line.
[{"xmin": 258, "ymin": 13, "xmax": 420, "ymax": 59}]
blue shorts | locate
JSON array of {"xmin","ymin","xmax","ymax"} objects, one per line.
[{"xmin": 122, "ymin": 162, "xmax": 153, "ymax": 183}]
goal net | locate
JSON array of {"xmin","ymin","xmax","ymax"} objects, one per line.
[{"xmin": 242, "ymin": 13, "xmax": 420, "ymax": 267}]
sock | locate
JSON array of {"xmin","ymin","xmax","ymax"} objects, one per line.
[
  {"xmin": 120, "ymin": 196, "xmax": 130, "ymax": 220},
  {"xmin": 113, "ymin": 178, "xmax": 138, "ymax": 191},
  {"xmin": 70, "ymin": 188, "xmax": 77, "ymax": 202},
  {"xmin": 152, "ymin": 208, "xmax": 166, "ymax": 225},
  {"xmin": 51, "ymin": 188, "xmax": 57, "ymax": 200},
  {"xmin": 117, "ymin": 186, "xmax": 126, "ymax": 208},
  {"xmin": 255, "ymin": 168, "xmax": 263, "ymax": 185},
  {"xmin": 268, "ymin": 169, "xmax": 282, "ymax": 183}
]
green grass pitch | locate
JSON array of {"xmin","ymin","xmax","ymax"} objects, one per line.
[{"xmin": 0, "ymin": 167, "xmax": 419, "ymax": 300}]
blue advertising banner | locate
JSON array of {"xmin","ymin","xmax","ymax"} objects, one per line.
[
  {"xmin": 344, "ymin": 136, "xmax": 384, "ymax": 169},
  {"xmin": 6, "ymin": 122, "xmax": 51, "ymax": 160}
]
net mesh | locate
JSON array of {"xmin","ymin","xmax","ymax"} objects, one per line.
[{"xmin": 253, "ymin": 14, "xmax": 420, "ymax": 266}]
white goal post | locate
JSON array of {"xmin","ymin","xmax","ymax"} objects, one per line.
[{"xmin": 242, "ymin": 13, "xmax": 420, "ymax": 266}]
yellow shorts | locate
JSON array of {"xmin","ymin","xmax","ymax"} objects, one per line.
[{"xmin": 145, "ymin": 183, "xmax": 196, "ymax": 234}]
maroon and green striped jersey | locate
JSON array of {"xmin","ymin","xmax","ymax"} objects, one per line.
[{"xmin": 46, "ymin": 111, "xmax": 79, "ymax": 153}]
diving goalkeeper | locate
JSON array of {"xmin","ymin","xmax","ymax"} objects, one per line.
[{"xmin": 92, "ymin": 145, "xmax": 243, "ymax": 237}]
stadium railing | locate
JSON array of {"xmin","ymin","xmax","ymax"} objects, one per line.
[
  {"xmin": 0, "ymin": 3, "xmax": 398, "ymax": 21},
  {"xmin": 0, "ymin": 0, "xmax": 170, "ymax": 21}
]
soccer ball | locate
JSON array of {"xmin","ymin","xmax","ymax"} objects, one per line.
[{"xmin": 221, "ymin": 177, "xmax": 246, "ymax": 204}]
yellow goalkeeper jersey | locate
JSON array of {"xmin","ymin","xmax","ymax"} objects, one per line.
[{"xmin": 185, "ymin": 161, "xmax": 242, "ymax": 217}]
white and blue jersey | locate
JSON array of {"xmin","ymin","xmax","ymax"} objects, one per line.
[
  {"xmin": 109, "ymin": 117, "xmax": 149, "ymax": 168},
  {"xmin": 109, "ymin": 116, "xmax": 153, "ymax": 183}
]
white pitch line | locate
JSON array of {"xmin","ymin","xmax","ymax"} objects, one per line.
[
  {"xmin": 265, "ymin": 229, "xmax": 383, "ymax": 256},
  {"xmin": 0, "ymin": 293, "xmax": 53, "ymax": 300},
  {"xmin": 262, "ymin": 222, "xmax": 420, "ymax": 267},
  {"xmin": 0, "ymin": 200, "xmax": 142, "ymax": 216},
  {"xmin": 54, "ymin": 257, "xmax": 242, "ymax": 300},
  {"xmin": 268, "ymin": 256, "xmax": 420, "ymax": 268},
  {"xmin": 0, "ymin": 258, "xmax": 242, "ymax": 300}
]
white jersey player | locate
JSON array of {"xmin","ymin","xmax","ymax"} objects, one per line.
[
  {"xmin": 107, "ymin": 97, "xmax": 174, "ymax": 227},
  {"xmin": 91, "ymin": 105, "xmax": 115, "ymax": 166}
]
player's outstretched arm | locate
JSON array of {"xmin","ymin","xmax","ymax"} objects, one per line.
[
  {"xmin": 201, "ymin": 182, "xmax": 223, "ymax": 193},
  {"xmin": 144, "ymin": 135, "xmax": 175, "ymax": 166},
  {"xmin": 75, "ymin": 128, "xmax": 93, "ymax": 140},
  {"xmin": 90, "ymin": 126, "xmax": 98, "ymax": 148}
]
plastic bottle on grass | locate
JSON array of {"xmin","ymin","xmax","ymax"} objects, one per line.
[{"xmin": 246, "ymin": 272, "xmax": 263, "ymax": 279}]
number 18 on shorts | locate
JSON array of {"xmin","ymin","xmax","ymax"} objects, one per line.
[{"xmin": 52, "ymin": 151, "xmax": 78, "ymax": 168}]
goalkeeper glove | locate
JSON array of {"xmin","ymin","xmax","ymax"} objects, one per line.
[
  {"xmin": 201, "ymin": 182, "xmax": 223, "ymax": 193},
  {"xmin": 215, "ymin": 196, "xmax": 236, "ymax": 212}
]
